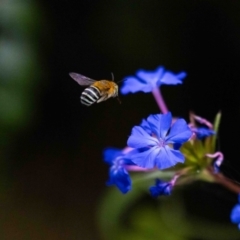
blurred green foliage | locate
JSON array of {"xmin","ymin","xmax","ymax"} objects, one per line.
[
  {"xmin": 0, "ymin": 1, "xmax": 43, "ymax": 208},
  {"xmin": 0, "ymin": 0, "xmax": 41, "ymax": 147},
  {"xmin": 98, "ymin": 177, "xmax": 240, "ymax": 240}
]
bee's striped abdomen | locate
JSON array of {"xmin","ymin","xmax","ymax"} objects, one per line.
[{"xmin": 80, "ymin": 86, "xmax": 101, "ymax": 106}]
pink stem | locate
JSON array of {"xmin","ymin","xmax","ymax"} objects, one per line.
[
  {"xmin": 193, "ymin": 115, "xmax": 213, "ymax": 129},
  {"xmin": 170, "ymin": 175, "xmax": 179, "ymax": 186},
  {"xmin": 212, "ymin": 171, "xmax": 240, "ymax": 194},
  {"xmin": 122, "ymin": 146, "xmax": 134, "ymax": 154},
  {"xmin": 152, "ymin": 88, "xmax": 168, "ymax": 114},
  {"xmin": 206, "ymin": 152, "xmax": 224, "ymax": 167},
  {"xmin": 125, "ymin": 165, "xmax": 153, "ymax": 172}
]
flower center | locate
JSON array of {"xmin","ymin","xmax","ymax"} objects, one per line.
[{"xmin": 158, "ymin": 138, "xmax": 165, "ymax": 147}]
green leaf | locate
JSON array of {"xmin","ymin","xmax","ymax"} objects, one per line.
[{"xmin": 211, "ymin": 111, "xmax": 221, "ymax": 152}]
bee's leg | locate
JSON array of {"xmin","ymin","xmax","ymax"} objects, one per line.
[
  {"xmin": 110, "ymin": 91, "xmax": 120, "ymax": 103},
  {"xmin": 116, "ymin": 96, "xmax": 121, "ymax": 104},
  {"xmin": 97, "ymin": 95, "xmax": 108, "ymax": 103}
]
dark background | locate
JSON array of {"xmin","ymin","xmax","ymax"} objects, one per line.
[{"xmin": 0, "ymin": 1, "xmax": 240, "ymax": 239}]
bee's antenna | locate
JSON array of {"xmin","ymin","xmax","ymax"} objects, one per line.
[
  {"xmin": 110, "ymin": 72, "xmax": 126, "ymax": 84},
  {"xmin": 117, "ymin": 78, "xmax": 126, "ymax": 84},
  {"xmin": 111, "ymin": 72, "xmax": 114, "ymax": 81}
]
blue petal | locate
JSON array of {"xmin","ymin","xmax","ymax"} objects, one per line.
[
  {"xmin": 137, "ymin": 66, "xmax": 164, "ymax": 86},
  {"xmin": 149, "ymin": 186, "xmax": 161, "ymax": 198},
  {"xmin": 173, "ymin": 143, "xmax": 182, "ymax": 150},
  {"xmin": 123, "ymin": 149, "xmax": 140, "ymax": 164},
  {"xmin": 147, "ymin": 113, "xmax": 172, "ymax": 139},
  {"xmin": 155, "ymin": 146, "xmax": 185, "ymax": 169},
  {"xmin": 122, "ymin": 150, "xmax": 138, "ymax": 166},
  {"xmin": 231, "ymin": 205, "xmax": 240, "ymax": 224},
  {"xmin": 163, "ymin": 185, "xmax": 172, "ymax": 195},
  {"xmin": 120, "ymin": 66, "xmax": 186, "ymax": 94},
  {"xmin": 121, "ymin": 76, "xmax": 153, "ymax": 94},
  {"xmin": 128, "ymin": 146, "xmax": 160, "ymax": 168},
  {"xmin": 107, "ymin": 167, "xmax": 131, "ymax": 194},
  {"xmin": 149, "ymin": 179, "xmax": 172, "ymax": 198},
  {"xmin": 146, "ymin": 114, "xmax": 161, "ymax": 138},
  {"xmin": 159, "ymin": 112, "xmax": 172, "ymax": 139},
  {"xmin": 231, "ymin": 204, "xmax": 240, "ymax": 224},
  {"xmin": 193, "ymin": 127, "xmax": 215, "ymax": 139},
  {"xmin": 165, "ymin": 119, "xmax": 192, "ymax": 144},
  {"xmin": 160, "ymin": 71, "xmax": 187, "ymax": 85},
  {"xmin": 140, "ymin": 119, "xmax": 152, "ymax": 134},
  {"xmin": 127, "ymin": 126, "xmax": 159, "ymax": 148},
  {"xmin": 213, "ymin": 161, "xmax": 220, "ymax": 173},
  {"xmin": 103, "ymin": 147, "xmax": 123, "ymax": 164}
]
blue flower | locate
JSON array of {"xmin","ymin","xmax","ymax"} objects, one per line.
[
  {"xmin": 127, "ymin": 112, "xmax": 192, "ymax": 169},
  {"xmin": 149, "ymin": 179, "xmax": 173, "ymax": 198},
  {"xmin": 121, "ymin": 66, "xmax": 186, "ymax": 94},
  {"xmin": 192, "ymin": 127, "xmax": 215, "ymax": 139},
  {"xmin": 103, "ymin": 148, "xmax": 124, "ymax": 164},
  {"xmin": 231, "ymin": 196, "xmax": 240, "ymax": 229},
  {"xmin": 103, "ymin": 148, "xmax": 133, "ymax": 194}
]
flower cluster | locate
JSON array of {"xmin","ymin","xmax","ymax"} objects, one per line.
[{"xmin": 100, "ymin": 66, "xmax": 240, "ymax": 228}]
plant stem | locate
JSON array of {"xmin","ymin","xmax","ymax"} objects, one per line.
[
  {"xmin": 212, "ymin": 171, "xmax": 240, "ymax": 194},
  {"xmin": 152, "ymin": 87, "xmax": 168, "ymax": 114}
]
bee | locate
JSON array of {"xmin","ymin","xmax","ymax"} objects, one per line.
[{"xmin": 69, "ymin": 72, "xmax": 119, "ymax": 106}]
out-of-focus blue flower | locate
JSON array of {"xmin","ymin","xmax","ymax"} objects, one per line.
[
  {"xmin": 230, "ymin": 195, "xmax": 240, "ymax": 229},
  {"xmin": 213, "ymin": 161, "xmax": 220, "ymax": 173},
  {"xmin": 127, "ymin": 112, "xmax": 192, "ymax": 169},
  {"xmin": 121, "ymin": 66, "xmax": 186, "ymax": 94},
  {"xmin": 192, "ymin": 127, "xmax": 215, "ymax": 139},
  {"xmin": 103, "ymin": 148, "xmax": 134, "ymax": 194},
  {"xmin": 149, "ymin": 179, "xmax": 173, "ymax": 198},
  {"xmin": 103, "ymin": 148, "xmax": 123, "ymax": 164}
]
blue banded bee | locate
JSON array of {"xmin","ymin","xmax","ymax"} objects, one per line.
[{"xmin": 69, "ymin": 72, "xmax": 119, "ymax": 106}]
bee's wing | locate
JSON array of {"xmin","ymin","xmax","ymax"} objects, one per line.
[{"xmin": 69, "ymin": 72, "xmax": 96, "ymax": 86}]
